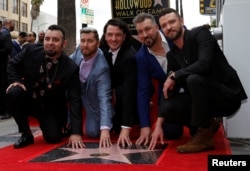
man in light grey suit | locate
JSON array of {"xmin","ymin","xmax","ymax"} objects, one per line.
[{"xmin": 70, "ymin": 27, "xmax": 113, "ymax": 148}]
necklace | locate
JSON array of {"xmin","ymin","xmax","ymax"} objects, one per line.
[{"xmin": 44, "ymin": 57, "xmax": 59, "ymax": 89}]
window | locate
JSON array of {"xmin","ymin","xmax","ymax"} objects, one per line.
[
  {"xmin": 0, "ymin": 0, "xmax": 8, "ymax": 11},
  {"xmin": 14, "ymin": 20, "xmax": 18, "ymax": 31},
  {"xmin": 12, "ymin": 0, "xmax": 18, "ymax": 14},
  {"xmin": 21, "ymin": 22, "xmax": 27, "ymax": 32},
  {"xmin": 21, "ymin": 2, "xmax": 27, "ymax": 17}
]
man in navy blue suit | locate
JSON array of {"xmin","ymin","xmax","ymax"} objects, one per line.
[{"xmin": 133, "ymin": 13, "xmax": 184, "ymax": 146}]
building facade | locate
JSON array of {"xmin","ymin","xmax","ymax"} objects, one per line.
[{"xmin": 0, "ymin": 0, "xmax": 31, "ymax": 38}]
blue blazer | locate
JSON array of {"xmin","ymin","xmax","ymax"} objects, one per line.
[
  {"xmin": 70, "ymin": 47, "xmax": 113, "ymax": 129},
  {"xmin": 136, "ymin": 45, "xmax": 167, "ymax": 128}
]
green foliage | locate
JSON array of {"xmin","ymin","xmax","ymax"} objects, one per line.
[
  {"xmin": 31, "ymin": 0, "xmax": 44, "ymax": 5},
  {"xmin": 210, "ymin": 19, "xmax": 217, "ymax": 28}
]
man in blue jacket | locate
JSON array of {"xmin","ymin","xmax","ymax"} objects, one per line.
[
  {"xmin": 133, "ymin": 13, "xmax": 184, "ymax": 146},
  {"xmin": 70, "ymin": 27, "xmax": 113, "ymax": 148}
]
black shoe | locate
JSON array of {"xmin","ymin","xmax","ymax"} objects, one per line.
[
  {"xmin": 14, "ymin": 133, "xmax": 34, "ymax": 149},
  {"xmin": 0, "ymin": 113, "xmax": 12, "ymax": 120}
]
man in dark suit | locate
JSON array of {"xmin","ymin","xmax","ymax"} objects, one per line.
[
  {"xmin": 11, "ymin": 31, "xmax": 27, "ymax": 58},
  {"xmin": 100, "ymin": 18, "xmax": 137, "ymax": 147},
  {"xmin": 148, "ymin": 8, "xmax": 247, "ymax": 153},
  {"xmin": 6, "ymin": 25, "xmax": 84, "ymax": 149},
  {"xmin": 0, "ymin": 18, "xmax": 14, "ymax": 120}
]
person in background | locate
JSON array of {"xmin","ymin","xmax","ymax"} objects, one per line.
[
  {"xmin": 6, "ymin": 25, "xmax": 84, "ymax": 149},
  {"xmin": 0, "ymin": 18, "xmax": 14, "ymax": 120},
  {"xmin": 100, "ymin": 18, "xmax": 137, "ymax": 147},
  {"xmin": 37, "ymin": 30, "xmax": 45, "ymax": 45},
  {"xmin": 132, "ymin": 12, "xmax": 184, "ymax": 146},
  {"xmin": 70, "ymin": 27, "xmax": 113, "ymax": 148},
  {"xmin": 23, "ymin": 31, "xmax": 37, "ymax": 47},
  {"xmin": 148, "ymin": 8, "xmax": 247, "ymax": 153},
  {"xmin": 11, "ymin": 31, "xmax": 27, "ymax": 58}
]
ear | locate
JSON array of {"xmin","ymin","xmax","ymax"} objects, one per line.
[{"xmin": 63, "ymin": 40, "xmax": 67, "ymax": 48}]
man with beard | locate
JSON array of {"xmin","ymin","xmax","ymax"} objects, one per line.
[
  {"xmin": 70, "ymin": 27, "xmax": 113, "ymax": 148},
  {"xmin": 6, "ymin": 25, "xmax": 84, "ymax": 149},
  {"xmin": 133, "ymin": 13, "xmax": 184, "ymax": 146},
  {"xmin": 148, "ymin": 8, "xmax": 247, "ymax": 153}
]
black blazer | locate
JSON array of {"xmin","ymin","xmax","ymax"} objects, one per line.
[
  {"xmin": 167, "ymin": 26, "xmax": 247, "ymax": 102},
  {"xmin": 7, "ymin": 44, "xmax": 83, "ymax": 135},
  {"xmin": 103, "ymin": 45, "xmax": 137, "ymax": 127}
]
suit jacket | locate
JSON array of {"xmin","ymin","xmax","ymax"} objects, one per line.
[
  {"xmin": 7, "ymin": 44, "xmax": 83, "ymax": 135},
  {"xmin": 102, "ymin": 45, "xmax": 137, "ymax": 127},
  {"xmin": 70, "ymin": 47, "xmax": 113, "ymax": 129},
  {"xmin": 167, "ymin": 26, "xmax": 247, "ymax": 102},
  {"xmin": 136, "ymin": 45, "xmax": 167, "ymax": 128},
  {"xmin": 11, "ymin": 40, "xmax": 22, "ymax": 58},
  {"xmin": 0, "ymin": 28, "xmax": 12, "ymax": 62}
]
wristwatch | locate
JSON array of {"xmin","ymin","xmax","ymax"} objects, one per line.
[{"xmin": 168, "ymin": 71, "xmax": 175, "ymax": 80}]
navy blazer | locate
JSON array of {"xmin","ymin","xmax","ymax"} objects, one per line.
[
  {"xmin": 7, "ymin": 44, "xmax": 83, "ymax": 135},
  {"xmin": 136, "ymin": 44, "xmax": 167, "ymax": 128}
]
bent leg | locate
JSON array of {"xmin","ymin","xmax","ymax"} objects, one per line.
[{"xmin": 7, "ymin": 87, "xmax": 31, "ymax": 133}]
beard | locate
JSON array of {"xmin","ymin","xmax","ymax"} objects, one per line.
[
  {"xmin": 45, "ymin": 50, "xmax": 57, "ymax": 58},
  {"xmin": 168, "ymin": 26, "xmax": 182, "ymax": 41}
]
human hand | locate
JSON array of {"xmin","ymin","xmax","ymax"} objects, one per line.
[
  {"xmin": 135, "ymin": 127, "xmax": 151, "ymax": 146},
  {"xmin": 117, "ymin": 128, "xmax": 132, "ymax": 147},
  {"xmin": 99, "ymin": 129, "xmax": 112, "ymax": 148},
  {"xmin": 148, "ymin": 126, "xmax": 164, "ymax": 150},
  {"xmin": 67, "ymin": 134, "xmax": 85, "ymax": 149},
  {"xmin": 6, "ymin": 82, "xmax": 26, "ymax": 93},
  {"xmin": 163, "ymin": 77, "xmax": 175, "ymax": 99}
]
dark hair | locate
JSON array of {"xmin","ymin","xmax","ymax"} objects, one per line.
[
  {"xmin": 19, "ymin": 31, "xmax": 27, "ymax": 38},
  {"xmin": 30, "ymin": 31, "xmax": 36, "ymax": 39},
  {"xmin": 158, "ymin": 8, "xmax": 182, "ymax": 20},
  {"xmin": 47, "ymin": 24, "xmax": 66, "ymax": 40},
  {"xmin": 100, "ymin": 18, "xmax": 132, "ymax": 49},
  {"xmin": 80, "ymin": 27, "xmax": 99, "ymax": 41},
  {"xmin": 133, "ymin": 12, "xmax": 157, "ymax": 26}
]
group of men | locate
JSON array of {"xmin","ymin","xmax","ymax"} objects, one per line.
[{"xmin": 3, "ymin": 8, "xmax": 247, "ymax": 153}]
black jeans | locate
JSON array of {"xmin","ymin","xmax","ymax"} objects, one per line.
[
  {"xmin": 159, "ymin": 74, "xmax": 241, "ymax": 128},
  {"xmin": 7, "ymin": 86, "xmax": 67, "ymax": 143}
]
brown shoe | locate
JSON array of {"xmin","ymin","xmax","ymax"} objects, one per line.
[
  {"xmin": 210, "ymin": 118, "xmax": 221, "ymax": 134},
  {"xmin": 176, "ymin": 127, "xmax": 214, "ymax": 153}
]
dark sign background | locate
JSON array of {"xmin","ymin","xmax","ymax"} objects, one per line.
[
  {"xmin": 111, "ymin": 0, "xmax": 169, "ymax": 35},
  {"xmin": 199, "ymin": 0, "xmax": 216, "ymax": 15}
]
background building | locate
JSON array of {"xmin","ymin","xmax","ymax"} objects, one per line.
[
  {"xmin": 0, "ymin": 0, "xmax": 56, "ymax": 39},
  {"xmin": 0, "ymin": 0, "xmax": 31, "ymax": 38}
]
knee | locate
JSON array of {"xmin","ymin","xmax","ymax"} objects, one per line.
[
  {"xmin": 7, "ymin": 86, "xmax": 25, "ymax": 99},
  {"xmin": 43, "ymin": 132, "xmax": 62, "ymax": 143},
  {"xmin": 186, "ymin": 74, "xmax": 204, "ymax": 90}
]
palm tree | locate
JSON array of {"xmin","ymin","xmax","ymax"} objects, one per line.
[
  {"xmin": 57, "ymin": 0, "xmax": 76, "ymax": 55},
  {"xmin": 30, "ymin": 0, "xmax": 44, "ymax": 31}
]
